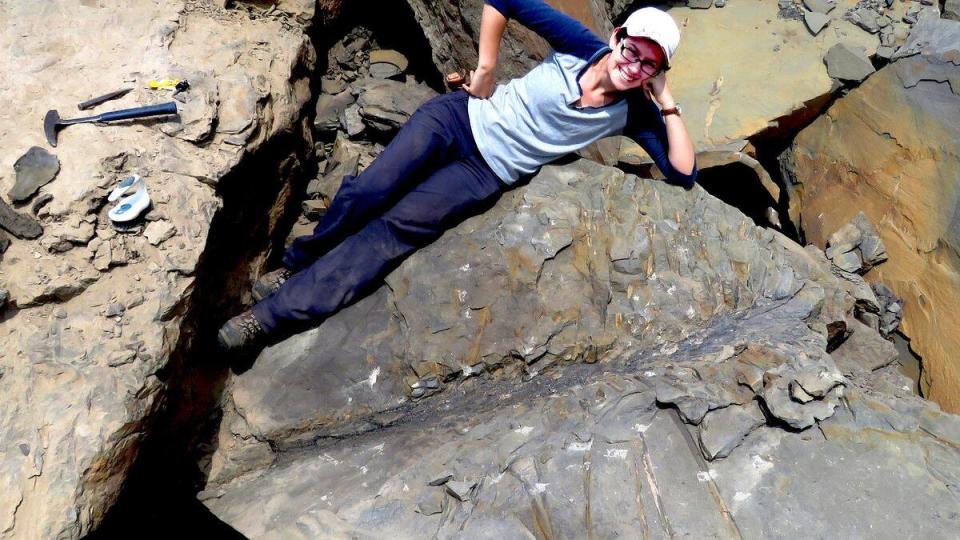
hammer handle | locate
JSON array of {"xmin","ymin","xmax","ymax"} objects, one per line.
[
  {"xmin": 78, "ymin": 88, "xmax": 133, "ymax": 110},
  {"xmin": 98, "ymin": 102, "xmax": 178, "ymax": 122}
]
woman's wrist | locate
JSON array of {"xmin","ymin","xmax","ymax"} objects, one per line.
[{"xmin": 657, "ymin": 90, "xmax": 676, "ymax": 110}]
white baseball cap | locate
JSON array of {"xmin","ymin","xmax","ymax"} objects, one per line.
[{"xmin": 621, "ymin": 7, "xmax": 682, "ymax": 68}]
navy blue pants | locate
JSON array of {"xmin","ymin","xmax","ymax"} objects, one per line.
[{"xmin": 252, "ymin": 90, "xmax": 506, "ymax": 332}]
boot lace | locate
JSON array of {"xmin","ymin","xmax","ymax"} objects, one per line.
[
  {"xmin": 237, "ymin": 312, "xmax": 264, "ymax": 339},
  {"xmin": 268, "ymin": 268, "xmax": 292, "ymax": 288}
]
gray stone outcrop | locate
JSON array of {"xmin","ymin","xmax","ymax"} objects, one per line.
[
  {"xmin": 0, "ymin": 2, "xmax": 317, "ymax": 537},
  {"xmin": 201, "ymin": 159, "xmax": 960, "ymax": 538}
]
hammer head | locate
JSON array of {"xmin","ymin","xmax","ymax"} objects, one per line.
[{"xmin": 44, "ymin": 109, "xmax": 61, "ymax": 147}]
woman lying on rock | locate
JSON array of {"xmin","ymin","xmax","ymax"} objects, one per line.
[{"xmin": 218, "ymin": 0, "xmax": 697, "ymax": 350}]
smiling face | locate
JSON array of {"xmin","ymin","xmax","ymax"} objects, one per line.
[{"xmin": 606, "ymin": 31, "xmax": 666, "ymax": 91}]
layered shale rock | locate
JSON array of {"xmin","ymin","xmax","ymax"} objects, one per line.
[
  {"xmin": 202, "ymin": 159, "xmax": 960, "ymax": 537},
  {"xmin": 0, "ymin": 1, "xmax": 316, "ymax": 537},
  {"xmin": 780, "ymin": 12, "xmax": 960, "ymax": 412},
  {"xmin": 5, "ymin": 0, "xmax": 960, "ymax": 537}
]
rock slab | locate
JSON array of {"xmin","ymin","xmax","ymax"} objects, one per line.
[
  {"xmin": 0, "ymin": 197, "xmax": 42, "ymax": 239},
  {"xmin": 824, "ymin": 42, "xmax": 875, "ymax": 82},
  {"xmin": 782, "ymin": 15, "xmax": 960, "ymax": 411},
  {"xmin": 10, "ymin": 146, "xmax": 60, "ymax": 202}
]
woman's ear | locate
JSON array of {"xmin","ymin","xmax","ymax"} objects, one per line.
[{"xmin": 609, "ymin": 27, "xmax": 621, "ymax": 48}]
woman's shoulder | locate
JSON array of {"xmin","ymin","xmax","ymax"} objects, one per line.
[{"xmin": 552, "ymin": 50, "xmax": 591, "ymax": 70}]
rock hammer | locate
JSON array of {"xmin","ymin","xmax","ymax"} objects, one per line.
[{"xmin": 43, "ymin": 101, "xmax": 178, "ymax": 147}]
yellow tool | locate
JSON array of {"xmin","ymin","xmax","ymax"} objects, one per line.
[{"xmin": 147, "ymin": 79, "xmax": 182, "ymax": 90}]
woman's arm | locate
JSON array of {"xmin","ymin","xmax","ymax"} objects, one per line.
[
  {"xmin": 463, "ymin": 4, "xmax": 507, "ymax": 98},
  {"xmin": 626, "ymin": 86, "xmax": 698, "ymax": 189},
  {"xmin": 483, "ymin": 0, "xmax": 606, "ymax": 59},
  {"xmin": 644, "ymin": 75, "xmax": 696, "ymax": 176}
]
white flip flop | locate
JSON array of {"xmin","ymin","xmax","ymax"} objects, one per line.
[
  {"xmin": 108, "ymin": 174, "xmax": 142, "ymax": 202},
  {"xmin": 108, "ymin": 179, "xmax": 151, "ymax": 223}
]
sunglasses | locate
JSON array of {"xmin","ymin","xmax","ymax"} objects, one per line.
[{"xmin": 619, "ymin": 41, "xmax": 668, "ymax": 77}]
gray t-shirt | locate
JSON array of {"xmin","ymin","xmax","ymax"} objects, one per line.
[{"xmin": 469, "ymin": 50, "xmax": 629, "ymax": 184}]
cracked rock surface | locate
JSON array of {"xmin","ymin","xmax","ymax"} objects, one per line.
[
  {"xmin": 782, "ymin": 11, "xmax": 960, "ymax": 412},
  {"xmin": 0, "ymin": 1, "xmax": 315, "ymax": 537},
  {"xmin": 203, "ymin": 159, "xmax": 960, "ymax": 538},
  {"xmin": 3, "ymin": 0, "xmax": 960, "ymax": 537}
]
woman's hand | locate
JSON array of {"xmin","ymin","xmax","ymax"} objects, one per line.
[
  {"xmin": 467, "ymin": 5, "xmax": 506, "ymax": 99},
  {"xmin": 643, "ymin": 73, "xmax": 675, "ymax": 109},
  {"xmin": 463, "ymin": 66, "xmax": 497, "ymax": 99}
]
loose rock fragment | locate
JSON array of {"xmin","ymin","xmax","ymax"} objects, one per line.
[
  {"xmin": 415, "ymin": 489, "xmax": 446, "ymax": 515},
  {"xmin": 105, "ymin": 302, "xmax": 125, "ymax": 317},
  {"xmin": 875, "ymin": 45, "xmax": 896, "ymax": 60},
  {"xmin": 852, "ymin": 212, "xmax": 887, "ymax": 267},
  {"xmin": 848, "ymin": 7, "xmax": 880, "ymax": 33},
  {"xmin": 0, "ymin": 288, "xmax": 8, "ymax": 309},
  {"xmin": 825, "ymin": 223, "xmax": 861, "ymax": 260},
  {"xmin": 93, "ymin": 237, "xmax": 136, "ymax": 270},
  {"xmin": 11, "ymin": 147, "xmax": 60, "ymax": 202},
  {"xmin": 0, "ymin": 197, "xmax": 43, "ymax": 239},
  {"xmin": 804, "ymin": 12, "xmax": 830, "ymax": 35},
  {"xmin": 368, "ymin": 49, "xmax": 408, "ymax": 79},
  {"xmin": 825, "ymin": 212, "xmax": 887, "ymax": 274},
  {"xmin": 803, "ymin": 0, "xmax": 835, "ymax": 14},
  {"xmin": 806, "ymin": 367, "xmax": 846, "ymax": 396},
  {"xmin": 736, "ymin": 362, "xmax": 765, "ymax": 393},
  {"xmin": 761, "ymin": 356, "xmax": 845, "ymax": 429},
  {"xmin": 779, "ymin": 0, "xmax": 804, "ymax": 18},
  {"xmin": 698, "ymin": 402, "xmax": 766, "ymax": 460},
  {"xmin": 31, "ymin": 193, "xmax": 53, "ymax": 216},
  {"xmin": 445, "ymin": 480, "xmax": 476, "ymax": 502},
  {"xmin": 354, "ymin": 78, "xmax": 437, "ymax": 132},
  {"xmin": 836, "ymin": 270, "xmax": 880, "ymax": 314},
  {"xmin": 40, "ymin": 217, "xmax": 95, "ymax": 253},
  {"xmin": 831, "ymin": 250, "xmax": 863, "ymax": 273},
  {"xmin": 428, "ymin": 474, "xmax": 454, "ymax": 487},
  {"xmin": 320, "ymin": 77, "xmax": 347, "ymax": 94},
  {"xmin": 872, "ymin": 282, "xmax": 903, "ymax": 336},
  {"xmin": 314, "ymin": 90, "xmax": 355, "ymax": 132},
  {"xmin": 107, "ymin": 349, "xmax": 137, "ymax": 367},
  {"xmin": 825, "ymin": 43, "xmax": 875, "ymax": 82},
  {"xmin": 340, "ymin": 103, "xmax": 365, "ymax": 137},
  {"xmin": 143, "ymin": 220, "xmax": 176, "ymax": 246}
]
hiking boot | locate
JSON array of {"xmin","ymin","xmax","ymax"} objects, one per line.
[
  {"xmin": 252, "ymin": 267, "xmax": 293, "ymax": 302},
  {"xmin": 217, "ymin": 310, "xmax": 267, "ymax": 351}
]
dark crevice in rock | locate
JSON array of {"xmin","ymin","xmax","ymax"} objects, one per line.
[
  {"xmin": 334, "ymin": 0, "xmax": 445, "ymax": 93},
  {"xmin": 750, "ymin": 89, "xmax": 846, "ymax": 244},
  {"xmin": 695, "ymin": 162, "xmax": 779, "ymax": 231},
  {"xmin": 91, "ymin": 5, "xmax": 456, "ymax": 532},
  {"xmin": 893, "ymin": 331, "xmax": 925, "ymax": 397},
  {"xmin": 88, "ymin": 132, "xmax": 314, "ymax": 539}
]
